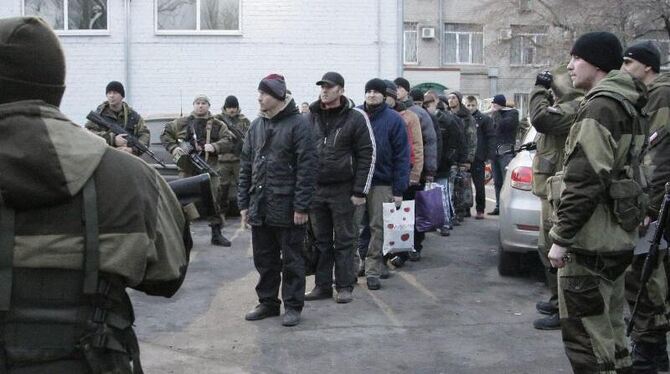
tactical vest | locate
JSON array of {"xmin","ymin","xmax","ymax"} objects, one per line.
[
  {"xmin": 0, "ymin": 179, "xmax": 142, "ymax": 374},
  {"xmin": 185, "ymin": 116, "xmax": 222, "ymax": 156}
]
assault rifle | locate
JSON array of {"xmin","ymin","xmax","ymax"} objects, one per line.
[
  {"xmin": 86, "ymin": 111, "xmax": 166, "ymax": 167},
  {"xmin": 497, "ymin": 141, "xmax": 537, "ymax": 156},
  {"xmin": 176, "ymin": 139, "xmax": 220, "ymax": 177},
  {"xmin": 627, "ymin": 182, "xmax": 670, "ymax": 336}
]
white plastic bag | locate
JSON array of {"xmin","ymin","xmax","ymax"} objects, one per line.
[{"xmin": 382, "ymin": 200, "xmax": 415, "ymax": 255}]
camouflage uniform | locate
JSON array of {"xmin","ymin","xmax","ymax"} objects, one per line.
[
  {"xmin": 548, "ymin": 71, "xmax": 648, "ymax": 373},
  {"xmin": 529, "ymin": 79, "xmax": 583, "ymax": 313},
  {"xmin": 214, "ymin": 111, "xmax": 251, "ymax": 214},
  {"xmin": 161, "ymin": 112, "xmax": 235, "ymax": 226},
  {"xmin": 85, "ymin": 101, "xmax": 150, "ymax": 155},
  {"xmin": 624, "ymin": 72, "xmax": 670, "ymax": 370}
]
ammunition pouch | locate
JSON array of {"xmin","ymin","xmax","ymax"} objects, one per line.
[{"xmin": 609, "ymin": 179, "xmax": 648, "ymax": 232}]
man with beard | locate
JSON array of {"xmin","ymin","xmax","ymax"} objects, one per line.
[
  {"xmin": 304, "ymin": 72, "xmax": 374, "ymax": 304},
  {"xmin": 161, "ymin": 95, "xmax": 235, "ymax": 247}
]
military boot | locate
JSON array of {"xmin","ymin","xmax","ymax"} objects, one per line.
[{"xmin": 211, "ymin": 224, "xmax": 232, "ymax": 247}]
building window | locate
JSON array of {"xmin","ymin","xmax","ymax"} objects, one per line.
[
  {"xmin": 156, "ymin": 0, "xmax": 241, "ymax": 34},
  {"xmin": 510, "ymin": 25, "xmax": 547, "ymax": 65},
  {"xmin": 403, "ymin": 22, "xmax": 419, "ymax": 64},
  {"xmin": 23, "ymin": 0, "xmax": 108, "ymax": 33},
  {"xmin": 514, "ymin": 93, "xmax": 529, "ymax": 119},
  {"xmin": 519, "ymin": 0, "xmax": 531, "ymax": 12},
  {"xmin": 443, "ymin": 23, "xmax": 484, "ymax": 64}
]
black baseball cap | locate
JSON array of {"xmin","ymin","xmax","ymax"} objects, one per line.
[{"xmin": 316, "ymin": 71, "xmax": 345, "ymax": 87}]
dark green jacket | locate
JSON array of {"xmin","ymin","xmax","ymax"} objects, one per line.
[
  {"xmin": 549, "ymin": 71, "xmax": 648, "ymax": 253},
  {"xmin": 85, "ymin": 101, "xmax": 150, "ymax": 155},
  {"xmin": 215, "ymin": 111, "xmax": 251, "ymax": 162},
  {"xmin": 642, "ymin": 73, "xmax": 670, "ymax": 218},
  {"xmin": 529, "ymin": 85, "xmax": 582, "ymax": 198}
]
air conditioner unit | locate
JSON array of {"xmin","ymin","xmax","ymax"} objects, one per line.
[
  {"xmin": 499, "ymin": 28, "xmax": 513, "ymax": 41},
  {"xmin": 421, "ymin": 27, "xmax": 436, "ymax": 39}
]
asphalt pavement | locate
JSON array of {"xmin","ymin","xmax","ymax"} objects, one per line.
[{"xmin": 131, "ymin": 185, "xmax": 571, "ymax": 373}]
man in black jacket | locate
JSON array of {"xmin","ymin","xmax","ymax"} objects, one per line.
[
  {"xmin": 304, "ymin": 72, "xmax": 375, "ymax": 304},
  {"xmin": 489, "ymin": 94, "xmax": 518, "ymax": 215},
  {"xmin": 465, "ymin": 96, "xmax": 496, "ymax": 219},
  {"xmin": 239, "ymin": 74, "xmax": 318, "ymax": 327}
]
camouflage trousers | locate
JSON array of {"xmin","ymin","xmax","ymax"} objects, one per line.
[
  {"xmin": 558, "ymin": 251, "xmax": 633, "ymax": 373},
  {"xmin": 214, "ymin": 161, "xmax": 240, "ymax": 220},
  {"xmin": 624, "ymin": 250, "xmax": 670, "ymax": 344},
  {"xmin": 538, "ymin": 199, "xmax": 558, "ymax": 309}
]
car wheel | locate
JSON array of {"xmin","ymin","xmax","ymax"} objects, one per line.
[{"xmin": 498, "ymin": 245, "xmax": 522, "ymax": 276}]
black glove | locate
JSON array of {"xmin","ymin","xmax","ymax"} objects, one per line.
[{"xmin": 535, "ymin": 71, "xmax": 553, "ymax": 89}]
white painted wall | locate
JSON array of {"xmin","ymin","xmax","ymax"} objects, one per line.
[{"xmin": 2, "ymin": 1, "xmax": 399, "ymax": 124}]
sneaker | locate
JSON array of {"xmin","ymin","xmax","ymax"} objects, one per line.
[
  {"xmin": 245, "ymin": 304, "xmax": 280, "ymax": 321},
  {"xmin": 487, "ymin": 208, "xmax": 499, "ymax": 216},
  {"xmin": 408, "ymin": 251, "xmax": 421, "ymax": 262},
  {"xmin": 439, "ymin": 228, "xmax": 450, "ymax": 236},
  {"xmin": 536, "ymin": 300, "xmax": 558, "ymax": 316},
  {"xmin": 366, "ymin": 277, "xmax": 381, "ymax": 290},
  {"xmin": 475, "ymin": 212, "xmax": 484, "ymax": 220},
  {"xmin": 282, "ymin": 309, "xmax": 301, "ymax": 327},
  {"xmin": 335, "ymin": 289, "xmax": 353, "ymax": 304},
  {"xmin": 533, "ymin": 313, "xmax": 560, "ymax": 330},
  {"xmin": 304, "ymin": 286, "xmax": 333, "ymax": 301}
]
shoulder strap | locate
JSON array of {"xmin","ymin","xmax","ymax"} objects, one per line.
[
  {"xmin": 0, "ymin": 203, "xmax": 15, "ymax": 311},
  {"xmin": 82, "ymin": 177, "xmax": 100, "ymax": 295}
]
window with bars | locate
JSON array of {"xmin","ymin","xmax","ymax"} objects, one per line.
[
  {"xmin": 443, "ymin": 23, "xmax": 484, "ymax": 64},
  {"xmin": 510, "ymin": 25, "xmax": 547, "ymax": 65},
  {"xmin": 404, "ymin": 22, "xmax": 418, "ymax": 64},
  {"xmin": 24, "ymin": 0, "xmax": 108, "ymax": 33},
  {"xmin": 156, "ymin": 0, "xmax": 241, "ymax": 34}
]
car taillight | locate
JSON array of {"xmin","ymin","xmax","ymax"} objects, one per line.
[{"xmin": 510, "ymin": 166, "xmax": 533, "ymax": 191}]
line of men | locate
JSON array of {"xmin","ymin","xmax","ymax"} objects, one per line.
[{"xmin": 529, "ymin": 32, "xmax": 670, "ymax": 374}]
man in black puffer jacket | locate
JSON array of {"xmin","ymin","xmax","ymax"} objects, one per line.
[
  {"xmin": 239, "ymin": 74, "xmax": 318, "ymax": 327},
  {"xmin": 304, "ymin": 72, "xmax": 375, "ymax": 304}
]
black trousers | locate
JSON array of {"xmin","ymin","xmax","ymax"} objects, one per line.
[
  {"xmin": 310, "ymin": 189, "xmax": 356, "ymax": 292},
  {"xmin": 397, "ymin": 184, "xmax": 425, "ymax": 261},
  {"xmin": 471, "ymin": 159, "xmax": 486, "ymax": 213},
  {"xmin": 251, "ymin": 224, "xmax": 306, "ymax": 311}
]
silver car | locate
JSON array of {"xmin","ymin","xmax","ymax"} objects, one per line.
[{"xmin": 497, "ymin": 126, "xmax": 542, "ymax": 276}]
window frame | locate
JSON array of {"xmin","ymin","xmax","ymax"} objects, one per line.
[
  {"xmin": 154, "ymin": 0, "xmax": 242, "ymax": 36},
  {"xmin": 510, "ymin": 26, "xmax": 547, "ymax": 66},
  {"xmin": 443, "ymin": 23, "xmax": 484, "ymax": 65},
  {"xmin": 22, "ymin": 0, "xmax": 111, "ymax": 36},
  {"xmin": 513, "ymin": 93, "xmax": 529, "ymax": 120},
  {"xmin": 403, "ymin": 22, "xmax": 419, "ymax": 65}
]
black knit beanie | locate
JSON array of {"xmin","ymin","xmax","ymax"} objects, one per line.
[
  {"xmin": 570, "ymin": 31, "xmax": 623, "ymax": 73},
  {"xmin": 106, "ymin": 81, "xmax": 125, "ymax": 97},
  {"xmin": 365, "ymin": 78, "xmax": 387, "ymax": 96},
  {"xmin": 393, "ymin": 77, "xmax": 411, "ymax": 92},
  {"xmin": 223, "ymin": 95, "xmax": 239, "ymax": 109},
  {"xmin": 624, "ymin": 41, "xmax": 661, "ymax": 73},
  {"xmin": 0, "ymin": 17, "xmax": 66, "ymax": 106},
  {"xmin": 258, "ymin": 74, "xmax": 287, "ymax": 101},
  {"xmin": 410, "ymin": 88, "xmax": 425, "ymax": 102}
]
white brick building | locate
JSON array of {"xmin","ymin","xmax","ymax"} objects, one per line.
[{"xmin": 2, "ymin": 1, "xmax": 401, "ymax": 124}]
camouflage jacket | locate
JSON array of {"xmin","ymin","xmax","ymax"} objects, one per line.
[
  {"xmin": 0, "ymin": 100, "xmax": 190, "ymax": 294},
  {"xmin": 160, "ymin": 112, "xmax": 235, "ymax": 170},
  {"xmin": 529, "ymin": 85, "xmax": 582, "ymax": 198},
  {"xmin": 214, "ymin": 112, "xmax": 251, "ymax": 162},
  {"xmin": 85, "ymin": 101, "xmax": 150, "ymax": 155},
  {"xmin": 453, "ymin": 105, "xmax": 477, "ymax": 163},
  {"xmin": 549, "ymin": 71, "xmax": 648, "ymax": 254},
  {"xmin": 643, "ymin": 73, "xmax": 670, "ymax": 219}
]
